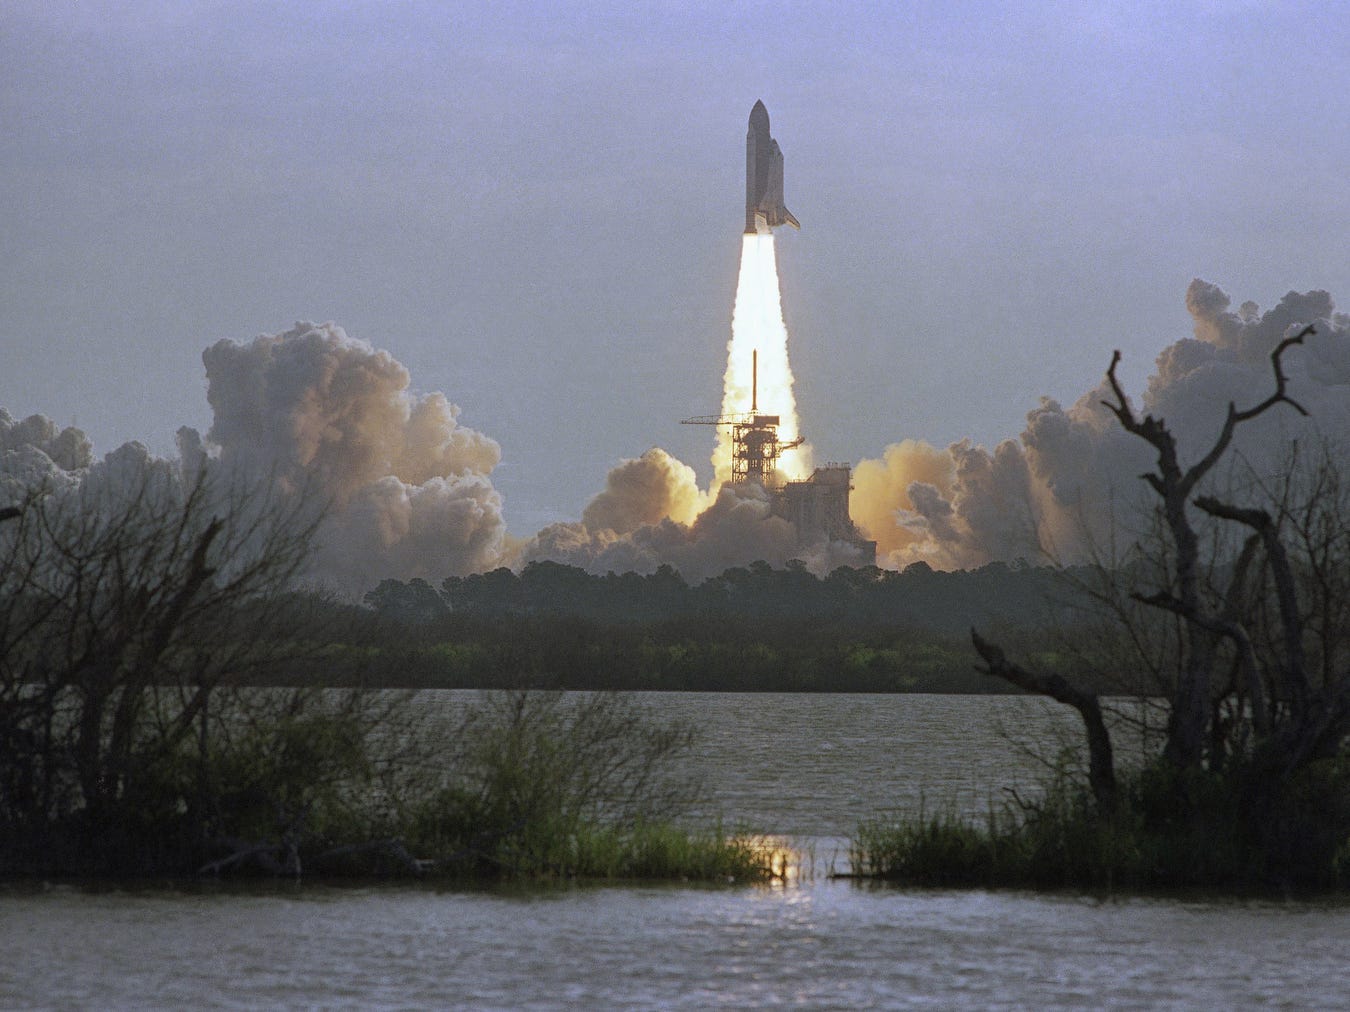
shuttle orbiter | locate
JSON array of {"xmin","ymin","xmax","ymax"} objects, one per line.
[{"xmin": 745, "ymin": 100, "xmax": 800, "ymax": 234}]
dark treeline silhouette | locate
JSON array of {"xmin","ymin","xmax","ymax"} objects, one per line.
[
  {"xmin": 360, "ymin": 560, "xmax": 1099, "ymax": 693},
  {"xmin": 373, "ymin": 558, "xmax": 1075, "ymax": 630}
]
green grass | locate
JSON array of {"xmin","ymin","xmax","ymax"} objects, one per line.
[
  {"xmin": 545, "ymin": 823, "xmax": 779, "ymax": 883},
  {"xmin": 851, "ymin": 758, "xmax": 1350, "ymax": 893},
  {"xmin": 406, "ymin": 786, "xmax": 779, "ymax": 883}
]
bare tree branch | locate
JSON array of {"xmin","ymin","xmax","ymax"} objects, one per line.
[
  {"xmin": 1195, "ymin": 495, "xmax": 1309, "ymax": 711},
  {"xmin": 1097, "ymin": 326, "xmax": 1315, "ymax": 767},
  {"xmin": 971, "ymin": 628, "xmax": 1116, "ymax": 811}
]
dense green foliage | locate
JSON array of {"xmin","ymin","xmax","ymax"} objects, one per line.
[{"xmin": 361, "ymin": 560, "xmax": 1096, "ymax": 693}]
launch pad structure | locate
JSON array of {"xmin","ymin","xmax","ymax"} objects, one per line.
[
  {"xmin": 682, "ymin": 351, "xmax": 806, "ymax": 484},
  {"xmin": 682, "ymin": 351, "xmax": 876, "ymax": 564},
  {"xmin": 681, "ymin": 410, "xmax": 801, "ymax": 484}
]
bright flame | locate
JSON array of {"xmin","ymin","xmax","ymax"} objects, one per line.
[{"xmin": 712, "ymin": 233, "xmax": 812, "ymax": 487}]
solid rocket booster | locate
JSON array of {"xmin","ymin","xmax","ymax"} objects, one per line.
[{"xmin": 745, "ymin": 99, "xmax": 800, "ymax": 235}]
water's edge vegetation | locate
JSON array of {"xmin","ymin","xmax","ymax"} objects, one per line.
[
  {"xmin": 849, "ymin": 758, "xmax": 1350, "ymax": 894},
  {"xmin": 0, "ymin": 687, "xmax": 783, "ymax": 884}
]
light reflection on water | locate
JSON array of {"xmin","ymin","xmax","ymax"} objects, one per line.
[{"xmin": 3, "ymin": 692, "xmax": 1343, "ymax": 1009}]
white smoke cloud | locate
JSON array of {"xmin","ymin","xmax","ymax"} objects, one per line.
[
  {"xmin": 580, "ymin": 447, "xmax": 705, "ymax": 535},
  {"xmin": 1, "ymin": 405, "xmax": 210, "ymax": 517},
  {"xmin": 852, "ymin": 280, "xmax": 1350, "ymax": 569},
  {"xmin": 0, "ymin": 409, "xmax": 91, "ymax": 471},
  {"xmin": 0, "ymin": 409, "xmax": 93, "ymax": 502},
  {"xmin": 3, "ymin": 322, "xmax": 509, "ymax": 596},
  {"xmin": 201, "ymin": 322, "xmax": 507, "ymax": 592},
  {"xmin": 1145, "ymin": 282, "xmax": 1350, "ymax": 459},
  {"xmin": 852, "ymin": 435, "xmax": 1050, "ymax": 571},
  {"xmin": 522, "ymin": 450, "xmax": 866, "ymax": 581},
  {"xmin": 1, "ymin": 414, "xmax": 202, "ymax": 561}
]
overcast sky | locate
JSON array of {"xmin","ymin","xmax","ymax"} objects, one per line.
[{"xmin": 4, "ymin": 1, "xmax": 1348, "ymax": 531}]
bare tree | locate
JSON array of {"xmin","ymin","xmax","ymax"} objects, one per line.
[
  {"xmin": 0, "ymin": 457, "xmax": 342, "ymax": 869},
  {"xmin": 971, "ymin": 325, "xmax": 1350, "ymax": 817}
]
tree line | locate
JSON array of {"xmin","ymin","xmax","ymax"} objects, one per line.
[
  {"xmin": 359, "ymin": 560, "xmax": 1102, "ymax": 693},
  {"xmin": 372, "ymin": 557, "xmax": 1074, "ymax": 632}
]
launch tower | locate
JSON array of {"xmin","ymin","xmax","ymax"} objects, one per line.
[
  {"xmin": 682, "ymin": 350, "xmax": 805, "ymax": 483},
  {"xmin": 682, "ymin": 351, "xmax": 875, "ymax": 562}
]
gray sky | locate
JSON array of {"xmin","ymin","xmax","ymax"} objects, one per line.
[{"xmin": 4, "ymin": 1, "xmax": 1348, "ymax": 532}]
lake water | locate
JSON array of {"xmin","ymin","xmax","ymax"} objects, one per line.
[{"xmin": 4, "ymin": 692, "xmax": 1347, "ymax": 1009}]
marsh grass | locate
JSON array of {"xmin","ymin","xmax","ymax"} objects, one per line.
[
  {"xmin": 489, "ymin": 823, "xmax": 776, "ymax": 882},
  {"xmin": 852, "ymin": 757, "xmax": 1350, "ymax": 892},
  {"xmin": 407, "ymin": 788, "xmax": 776, "ymax": 882},
  {"xmin": 387, "ymin": 690, "xmax": 782, "ymax": 883}
]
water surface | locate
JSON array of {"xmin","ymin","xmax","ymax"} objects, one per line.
[{"xmin": 3, "ymin": 692, "xmax": 1336, "ymax": 1010}]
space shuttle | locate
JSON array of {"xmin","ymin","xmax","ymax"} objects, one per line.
[{"xmin": 745, "ymin": 100, "xmax": 800, "ymax": 235}]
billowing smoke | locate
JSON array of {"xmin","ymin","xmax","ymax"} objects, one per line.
[
  {"xmin": 576, "ymin": 447, "xmax": 707, "ymax": 534},
  {"xmin": 524, "ymin": 465, "xmax": 862, "ymax": 581},
  {"xmin": 851, "ymin": 280, "xmax": 1350, "ymax": 569},
  {"xmin": 202, "ymin": 322, "xmax": 507, "ymax": 592},
  {"xmin": 2, "ymin": 412, "xmax": 208, "ymax": 554},
  {"xmin": 852, "ymin": 437, "xmax": 1049, "ymax": 570},
  {"xmin": 521, "ymin": 444, "xmax": 867, "ymax": 580},
  {"xmin": 3, "ymin": 324, "xmax": 508, "ymax": 597},
  {"xmin": 0, "ymin": 410, "xmax": 92, "ymax": 494}
]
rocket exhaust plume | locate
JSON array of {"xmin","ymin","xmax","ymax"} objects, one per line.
[{"xmin": 713, "ymin": 101, "xmax": 811, "ymax": 486}]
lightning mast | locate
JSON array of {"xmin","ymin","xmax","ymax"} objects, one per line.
[{"xmin": 682, "ymin": 349, "xmax": 804, "ymax": 485}]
